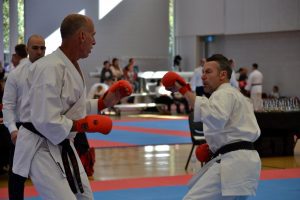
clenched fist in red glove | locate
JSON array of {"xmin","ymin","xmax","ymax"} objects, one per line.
[
  {"xmin": 195, "ymin": 143, "xmax": 212, "ymax": 163},
  {"xmin": 73, "ymin": 115, "xmax": 112, "ymax": 134},
  {"xmin": 98, "ymin": 80, "xmax": 133, "ymax": 111},
  {"xmin": 109, "ymin": 80, "xmax": 133, "ymax": 98},
  {"xmin": 161, "ymin": 71, "xmax": 191, "ymax": 95}
]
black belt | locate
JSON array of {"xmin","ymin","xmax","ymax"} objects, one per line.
[
  {"xmin": 212, "ymin": 141, "xmax": 255, "ymax": 159},
  {"xmin": 251, "ymin": 83, "xmax": 262, "ymax": 86},
  {"xmin": 16, "ymin": 122, "xmax": 22, "ymax": 129},
  {"xmin": 21, "ymin": 122, "xmax": 84, "ymax": 194}
]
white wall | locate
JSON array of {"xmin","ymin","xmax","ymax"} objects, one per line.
[
  {"xmin": 175, "ymin": 0, "xmax": 300, "ymax": 97},
  {"xmin": 175, "ymin": 0, "xmax": 225, "ymax": 36},
  {"xmin": 209, "ymin": 31, "xmax": 300, "ymax": 97},
  {"xmin": 25, "ymin": 0, "xmax": 169, "ymax": 90},
  {"xmin": 225, "ymin": 0, "xmax": 300, "ymax": 34}
]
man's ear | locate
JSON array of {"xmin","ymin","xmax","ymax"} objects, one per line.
[
  {"xmin": 220, "ymin": 70, "xmax": 227, "ymax": 81},
  {"xmin": 79, "ymin": 31, "xmax": 85, "ymax": 42}
]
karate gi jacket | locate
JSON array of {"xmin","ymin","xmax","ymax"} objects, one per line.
[
  {"xmin": 191, "ymin": 83, "xmax": 261, "ymax": 196},
  {"xmin": 13, "ymin": 48, "xmax": 98, "ymax": 178}
]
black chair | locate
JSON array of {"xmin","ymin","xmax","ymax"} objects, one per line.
[{"xmin": 185, "ymin": 112, "xmax": 206, "ymax": 171}]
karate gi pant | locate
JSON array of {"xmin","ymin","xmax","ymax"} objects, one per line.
[
  {"xmin": 250, "ymin": 92, "xmax": 263, "ymax": 111},
  {"xmin": 183, "ymin": 162, "xmax": 249, "ymax": 200},
  {"xmin": 29, "ymin": 141, "xmax": 93, "ymax": 200}
]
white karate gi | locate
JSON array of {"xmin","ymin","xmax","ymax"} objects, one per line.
[
  {"xmin": 230, "ymin": 71, "xmax": 239, "ymax": 89},
  {"xmin": 245, "ymin": 69, "xmax": 263, "ymax": 111},
  {"xmin": 184, "ymin": 83, "xmax": 261, "ymax": 200},
  {"xmin": 13, "ymin": 48, "xmax": 98, "ymax": 199},
  {"xmin": 3, "ymin": 58, "xmax": 31, "ymax": 133},
  {"xmin": 190, "ymin": 66, "xmax": 203, "ymax": 92}
]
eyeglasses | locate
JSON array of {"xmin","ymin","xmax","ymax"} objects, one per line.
[{"xmin": 31, "ymin": 46, "xmax": 46, "ymax": 50}]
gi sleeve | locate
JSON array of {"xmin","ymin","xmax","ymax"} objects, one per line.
[{"xmin": 3, "ymin": 71, "xmax": 19, "ymax": 133}]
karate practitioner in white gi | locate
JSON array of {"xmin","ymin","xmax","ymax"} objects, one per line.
[
  {"xmin": 162, "ymin": 54, "xmax": 261, "ymax": 200},
  {"xmin": 245, "ymin": 63, "xmax": 263, "ymax": 111},
  {"xmin": 3, "ymin": 35, "xmax": 46, "ymax": 199},
  {"xmin": 12, "ymin": 14, "xmax": 132, "ymax": 199}
]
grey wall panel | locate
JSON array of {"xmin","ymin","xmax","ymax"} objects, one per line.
[
  {"xmin": 176, "ymin": 35, "xmax": 197, "ymax": 71},
  {"xmin": 243, "ymin": 0, "xmax": 260, "ymax": 33},
  {"xmin": 210, "ymin": 31, "xmax": 300, "ymax": 97},
  {"xmin": 225, "ymin": 0, "xmax": 244, "ymax": 34},
  {"xmin": 279, "ymin": 0, "xmax": 299, "ymax": 30},
  {"xmin": 25, "ymin": 0, "xmax": 169, "ymax": 90},
  {"xmin": 176, "ymin": 0, "xmax": 224, "ymax": 36}
]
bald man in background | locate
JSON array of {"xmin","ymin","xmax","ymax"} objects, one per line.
[{"xmin": 3, "ymin": 34, "xmax": 46, "ymax": 199}]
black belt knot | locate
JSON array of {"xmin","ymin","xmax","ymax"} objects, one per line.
[
  {"xmin": 212, "ymin": 141, "xmax": 255, "ymax": 159},
  {"xmin": 21, "ymin": 122, "xmax": 84, "ymax": 194}
]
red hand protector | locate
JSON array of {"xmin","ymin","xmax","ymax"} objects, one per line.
[
  {"xmin": 109, "ymin": 80, "xmax": 133, "ymax": 98},
  {"xmin": 161, "ymin": 71, "xmax": 187, "ymax": 88},
  {"xmin": 98, "ymin": 80, "xmax": 133, "ymax": 111},
  {"xmin": 74, "ymin": 115, "xmax": 112, "ymax": 134},
  {"xmin": 161, "ymin": 71, "xmax": 191, "ymax": 95},
  {"xmin": 195, "ymin": 143, "xmax": 212, "ymax": 163}
]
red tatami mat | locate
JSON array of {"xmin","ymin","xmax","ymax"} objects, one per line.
[
  {"xmin": 1, "ymin": 168, "xmax": 300, "ymax": 199},
  {"xmin": 88, "ymin": 139, "xmax": 135, "ymax": 148}
]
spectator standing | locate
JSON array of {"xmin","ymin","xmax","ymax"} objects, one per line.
[{"xmin": 245, "ymin": 63, "xmax": 264, "ymax": 111}]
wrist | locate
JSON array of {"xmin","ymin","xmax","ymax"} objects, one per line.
[
  {"xmin": 179, "ymin": 84, "xmax": 191, "ymax": 95},
  {"xmin": 98, "ymin": 98, "xmax": 106, "ymax": 111},
  {"xmin": 73, "ymin": 120, "xmax": 84, "ymax": 132}
]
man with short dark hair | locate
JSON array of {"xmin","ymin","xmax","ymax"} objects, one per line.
[
  {"xmin": 162, "ymin": 54, "xmax": 261, "ymax": 200},
  {"xmin": 10, "ymin": 44, "xmax": 28, "ymax": 70}
]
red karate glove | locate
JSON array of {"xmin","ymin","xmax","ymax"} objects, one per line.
[
  {"xmin": 109, "ymin": 80, "xmax": 133, "ymax": 98},
  {"xmin": 73, "ymin": 115, "xmax": 112, "ymax": 134},
  {"xmin": 98, "ymin": 80, "xmax": 133, "ymax": 111},
  {"xmin": 161, "ymin": 71, "xmax": 191, "ymax": 95},
  {"xmin": 195, "ymin": 143, "xmax": 212, "ymax": 163}
]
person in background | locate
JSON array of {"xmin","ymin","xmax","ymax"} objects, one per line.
[
  {"xmin": 245, "ymin": 63, "xmax": 264, "ymax": 111},
  {"xmin": 110, "ymin": 58, "xmax": 123, "ymax": 81},
  {"xmin": 237, "ymin": 67, "xmax": 248, "ymax": 97},
  {"xmin": 10, "ymin": 44, "xmax": 28, "ymax": 71},
  {"xmin": 228, "ymin": 59, "xmax": 239, "ymax": 89},
  {"xmin": 162, "ymin": 54, "xmax": 261, "ymax": 200},
  {"xmin": 172, "ymin": 91, "xmax": 190, "ymax": 114},
  {"xmin": 0, "ymin": 61, "xmax": 5, "ymax": 80},
  {"xmin": 190, "ymin": 58, "xmax": 206, "ymax": 96},
  {"xmin": 270, "ymin": 85, "xmax": 280, "ymax": 99},
  {"xmin": 3, "ymin": 35, "xmax": 46, "ymax": 199},
  {"xmin": 172, "ymin": 55, "xmax": 182, "ymax": 72},
  {"xmin": 123, "ymin": 58, "xmax": 139, "ymax": 93},
  {"xmin": 154, "ymin": 79, "xmax": 174, "ymax": 114},
  {"xmin": 100, "ymin": 60, "xmax": 114, "ymax": 86}
]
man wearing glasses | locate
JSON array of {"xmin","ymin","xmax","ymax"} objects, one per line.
[{"xmin": 3, "ymin": 34, "xmax": 46, "ymax": 199}]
